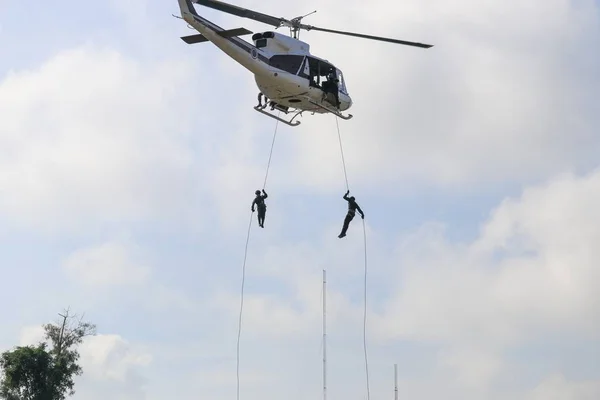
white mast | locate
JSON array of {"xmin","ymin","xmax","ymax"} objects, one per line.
[
  {"xmin": 323, "ymin": 269, "xmax": 327, "ymax": 400},
  {"xmin": 394, "ymin": 364, "xmax": 398, "ymax": 400}
]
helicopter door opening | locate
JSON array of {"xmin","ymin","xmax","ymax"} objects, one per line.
[
  {"xmin": 301, "ymin": 57, "xmax": 337, "ymax": 89},
  {"xmin": 300, "ymin": 57, "xmax": 344, "ymax": 106}
]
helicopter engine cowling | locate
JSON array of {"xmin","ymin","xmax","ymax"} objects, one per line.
[{"xmin": 252, "ymin": 31, "xmax": 310, "ymax": 55}]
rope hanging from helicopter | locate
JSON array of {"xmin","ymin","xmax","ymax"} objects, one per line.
[
  {"xmin": 234, "ymin": 113, "xmax": 369, "ymax": 400},
  {"xmin": 334, "ymin": 116, "xmax": 371, "ymax": 400},
  {"xmin": 236, "ymin": 113, "xmax": 280, "ymax": 400},
  {"xmin": 335, "ymin": 117, "xmax": 349, "ymax": 192}
]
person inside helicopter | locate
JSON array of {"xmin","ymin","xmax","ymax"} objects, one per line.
[{"xmin": 322, "ymin": 69, "xmax": 340, "ymax": 108}]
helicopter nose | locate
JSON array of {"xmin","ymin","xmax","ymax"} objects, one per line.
[{"xmin": 340, "ymin": 95, "xmax": 352, "ymax": 111}]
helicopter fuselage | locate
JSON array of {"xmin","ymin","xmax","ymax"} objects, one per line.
[{"xmin": 179, "ymin": 0, "xmax": 352, "ymax": 115}]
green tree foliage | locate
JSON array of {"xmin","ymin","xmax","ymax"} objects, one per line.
[
  {"xmin": 0, "ymin": 309, "xmax": 96, "ymax": 400},
  {"xmin": 0, "ymin": 344, "xmax": 52, "ymax": 400}
]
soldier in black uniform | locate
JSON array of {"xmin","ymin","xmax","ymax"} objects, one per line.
[
  {"xmin": 327, "ymin": 70, "xmax": 341, "ymax": 108},
  {"xmin": 251, "ymin": 189, "xmax": 268, "ymax": 228},
  {"xmin": 338, "ymin": 190, "xmax": 364, "ymax": 238}
]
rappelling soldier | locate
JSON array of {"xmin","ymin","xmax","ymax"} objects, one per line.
[
  {"xmin": 338, "ymin": 190, "xmax": 364, "ymax": 238},
  {"xmin": 251, "ymin": 189, "xmax": 268, "ymax": 228}
]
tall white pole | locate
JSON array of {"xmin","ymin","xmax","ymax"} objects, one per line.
[
  {"xmin": 323, "ymin": 269, "xmax": 327, "ymax": 400},
  {"xmin": 394, "ymin": 364, "xmax": 398, "ymax": 400}
]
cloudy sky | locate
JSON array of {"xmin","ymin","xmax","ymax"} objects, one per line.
[{"xmin": 1, "ymin": 0, "xmax": 599, "ymax": 399}]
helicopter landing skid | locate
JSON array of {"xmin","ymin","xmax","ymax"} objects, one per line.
[
  {"xmin": 253, "ymin": 106, "xmax": 302, "ymax": 127},
  {"xmin": 307, "ymin": 99, "xmax": 353, "ymax": 120}
]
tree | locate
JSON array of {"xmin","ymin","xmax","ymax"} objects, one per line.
[
  {"xmin": 0, "ymin": 308, "xmax": 96, "ymax": 400},
  {"xmin": 0, "ymin": 344, "xmax": 52, "ymax": 400}
]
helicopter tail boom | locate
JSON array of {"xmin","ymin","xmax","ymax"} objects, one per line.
[
  {"xmin": 177, "ymin": 0, "xmax": 269, "ymax": 74},
  {"xmin": 178, "ymin": 0, "xmax": 199, "ymax": 19},
  {"xmin": 178, "ymin": 0, "xmax": 248, "ymax": 38}
]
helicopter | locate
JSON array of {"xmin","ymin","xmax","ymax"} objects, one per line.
[{"xmin": 175, "ymin": 0, "xmax": 433, "ymax": 126}]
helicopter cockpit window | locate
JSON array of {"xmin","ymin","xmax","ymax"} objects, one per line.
[
  {"xmin": 269, "ymin": 55, "xmax": 305, "ymax": 75},
  {"xmin": 336, "ymin": 69, "xmax": 347, "ymax": 94},
  {"xmin": 255, "ymin": 38, "xmax": 267, "ymax": 48}
]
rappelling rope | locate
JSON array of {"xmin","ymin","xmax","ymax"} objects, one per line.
[
  {"xmin": 236, "ymin": 115, "xmax": 280, "ymax": 400},
  {"xmin": 335, "ymin": 116, "xmax": 370, "ymax": 400},
  {"xmin": 236, "ymin": 211, "xmax": 253, "ymax": 400},
  {"xmin": 362, "ymin": 218, "xmax": 370, "ymax": 400},
  {"xmin": 262, "ymin": 112, "xmax": 280, "ymax": 190},
  {"xmin": 335, "ymin": 117, "xmax": 350, "ymax": 192}
]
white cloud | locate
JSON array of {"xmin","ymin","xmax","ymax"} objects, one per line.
[
  {"xmin": 18, "ymin": 325, "xmax": 46, "ymax": 346},
  {"xmin": 437, "ymin": 345, "xmax": 504, "ymax": 391},
  {"xmin": 63, "ymin": 240, "xmax": 150, "ymax": 287},
  {"xmin": 525, "ymin": 374, "xmax": 600, "ymax": 400},
  {"xmin": 192, "ymin": 363, "xmax": 273, "ymax": 388},
  {"xmin": 71, "ymin": 334, "xmax": 151, "ymax": 400},
  {"xmin": 0, "ymin": 44, "xmax": 202, "ymax": 232},
  {"xmin": 79, "ymin": 334, "xmax": 152, "ymax": 382},
  {"xmin": 375, "ymin": 169, "xmax": 600, "ymax": 348}
]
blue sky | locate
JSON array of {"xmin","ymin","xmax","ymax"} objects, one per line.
[{"xmin": 1, "ymin": 0, "xmax": 600, "ymax": 399}]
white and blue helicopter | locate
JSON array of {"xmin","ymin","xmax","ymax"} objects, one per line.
[{"xmin": 175, "ymin": 0, "xmax": 433, "ymax": 126}]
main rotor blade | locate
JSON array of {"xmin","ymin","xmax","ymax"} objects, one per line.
[
  {"xmin": 305, "ymin": 25, "xmax": 433, "ymax": 48},
  {"xmin": 193, "ymin": 0, "xmax": 286, "ymax": 28}
]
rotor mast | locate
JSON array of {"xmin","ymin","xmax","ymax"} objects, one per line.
[{"xmin": 287, "ymin": 10, "xmax": 316, "ymax": 39}]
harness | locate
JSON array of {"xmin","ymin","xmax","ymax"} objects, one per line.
[
  {"xmin": 347, "ymin": 199, "xmax": 358, "ymax": 216},
  {"xmin": 255, "ymin": 197, "xmax": 266, "ymax": 210}
]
